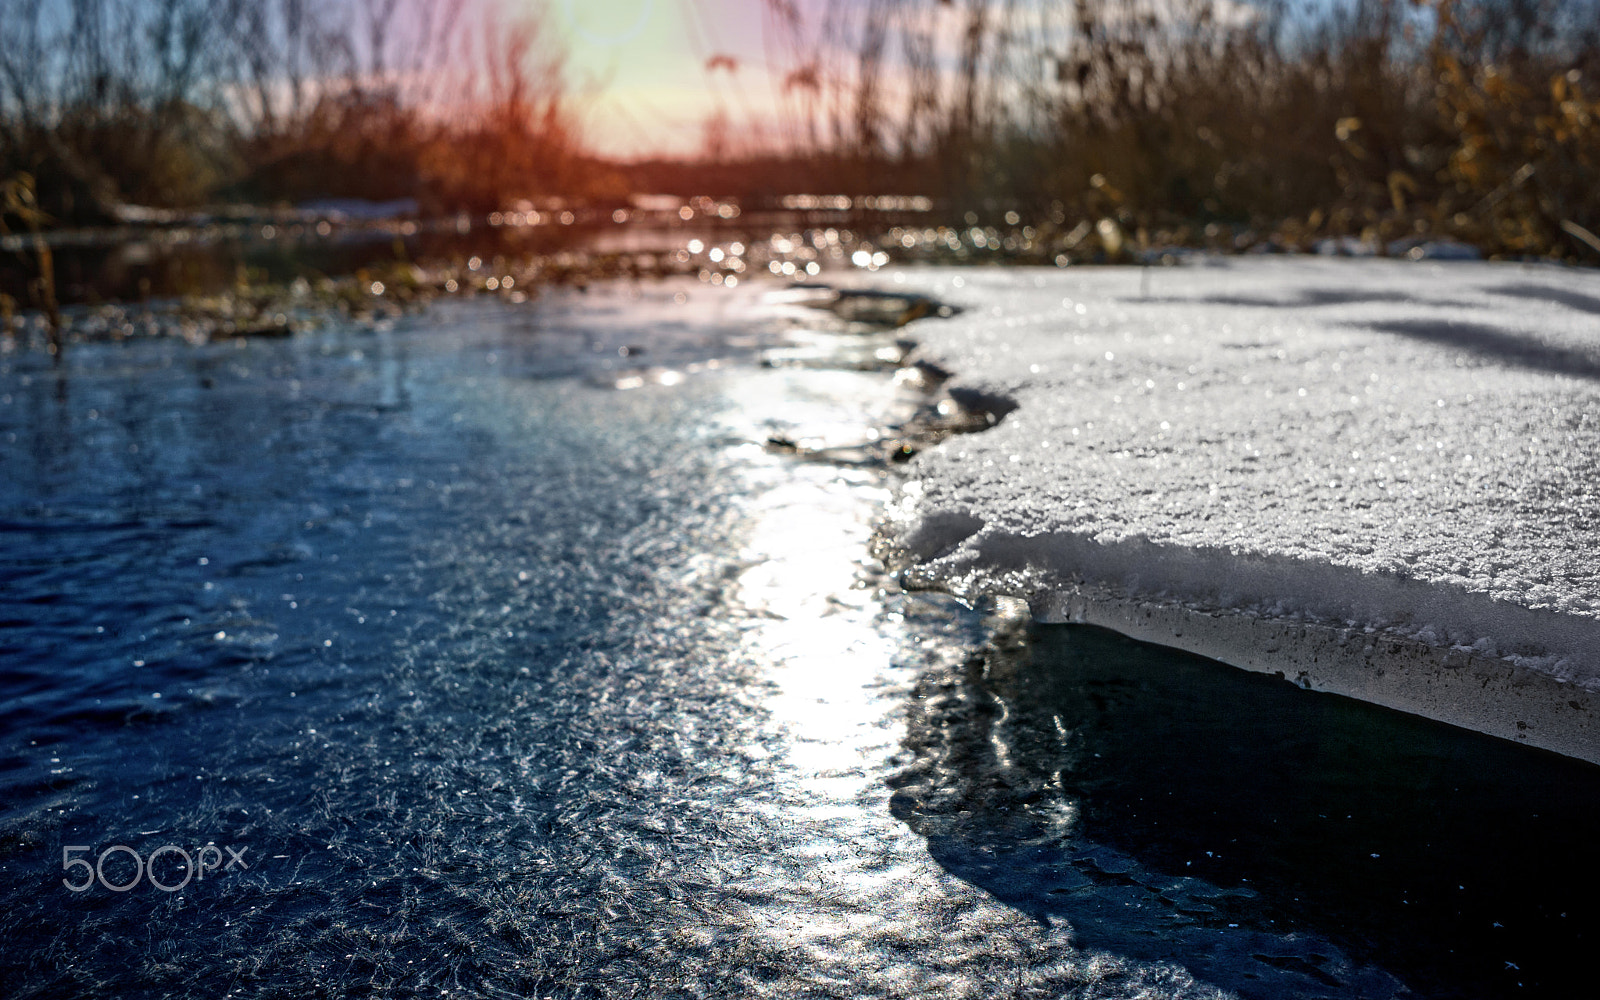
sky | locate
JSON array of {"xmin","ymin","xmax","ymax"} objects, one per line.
[{"xmin": 548, "ymin": 0, "xmax": 778, "ymax": 158}]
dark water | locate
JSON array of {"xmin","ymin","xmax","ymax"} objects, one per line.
[
  {"xmin": 893, "ymin": 621, "xmax": 1600, "ymax": 999},
  {"xmin": 1, "ymin": 279, "xmax": 1597, "ymax": 998}
]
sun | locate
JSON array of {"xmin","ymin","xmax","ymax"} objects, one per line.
[{"xmin": 560, "ymin": 0, "xmax": 657, "ymax": 48}]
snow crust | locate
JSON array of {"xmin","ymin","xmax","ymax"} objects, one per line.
[{"xmin": 878, "ymin": 258, "xmax": 1600, "ymax": 761}]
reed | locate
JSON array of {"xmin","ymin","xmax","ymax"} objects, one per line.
[
  {"xmin": 0, "ymin": 0, "xmax": 580, "ymax": 221},
  {"xmin": 757, "ymin": 0, "xmax": 1600, "ymax": 261},
  {"xmin": 0, "ymin": 172, "xmax": 61, "ymax": 350}
]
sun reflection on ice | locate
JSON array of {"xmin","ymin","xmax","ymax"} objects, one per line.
[
  {"xmin": 706, "ymin": 370, "xmax": 1067, "ymax": 970},
  {"xmin": 735, "ymin": 467, "xmax": 899, "ymax": 787},
  {"xmin": 712, "ymin": 373, "xmax": 962, "ymax": 951}
]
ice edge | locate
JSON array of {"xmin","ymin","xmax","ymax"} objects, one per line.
[{"xmin": 1029, "ymin": 579, "xmax": 1598, "ymax": 765}]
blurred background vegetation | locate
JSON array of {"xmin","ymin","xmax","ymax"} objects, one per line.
[
  {"xmin": 2, "ymin": 0, "xmax": 1598, "ymax": 262},
  {"xmin": 0, "ymin": 0, "xmax": 582, "ymax": 220},
  {"xmin": 755, "ymin": 0, "xmax": 1600, "ymax": 260}
]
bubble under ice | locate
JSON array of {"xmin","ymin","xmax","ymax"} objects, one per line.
[{"xmin": 879, "ymin": 258, "xmax": 1600, "ymax": 762}]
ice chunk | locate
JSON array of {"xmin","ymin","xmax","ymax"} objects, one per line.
[{"xmin": 884, "ymin": 258, "xmax": 1600, "ymax": 762}]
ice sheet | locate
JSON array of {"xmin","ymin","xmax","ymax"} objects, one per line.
[{"xmin": 877, "ymin": 258, "xmax": 1600, "ymax": 762}]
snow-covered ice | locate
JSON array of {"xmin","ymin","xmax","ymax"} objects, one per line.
[{"xmin": 876, "ymin": 258, "xmax": 1600, "ymax": 763}]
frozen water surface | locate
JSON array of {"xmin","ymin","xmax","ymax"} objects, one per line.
[
  {"xmin": 0, "ymin": 282, "xmax": 1233, "ymax": 998},
  {"xmin": 880, "ymin": 258, "xmax": 1600, "ymax": 762},
  {"xmin": 1, "ymin": 273, "xmax": 1597, "ymax": 998}
]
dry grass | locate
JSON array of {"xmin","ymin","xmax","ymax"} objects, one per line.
[
  {"xmin": 0, "ymin": 0, "xmax": 582, "ymax": 220},
  {"xmin": 758, "ymin": 0, "xmax": 1600, "ymax": 261},
  {"xmin": 5, "ymin": 0, "xmax": 1597, "ymax": 266}
]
